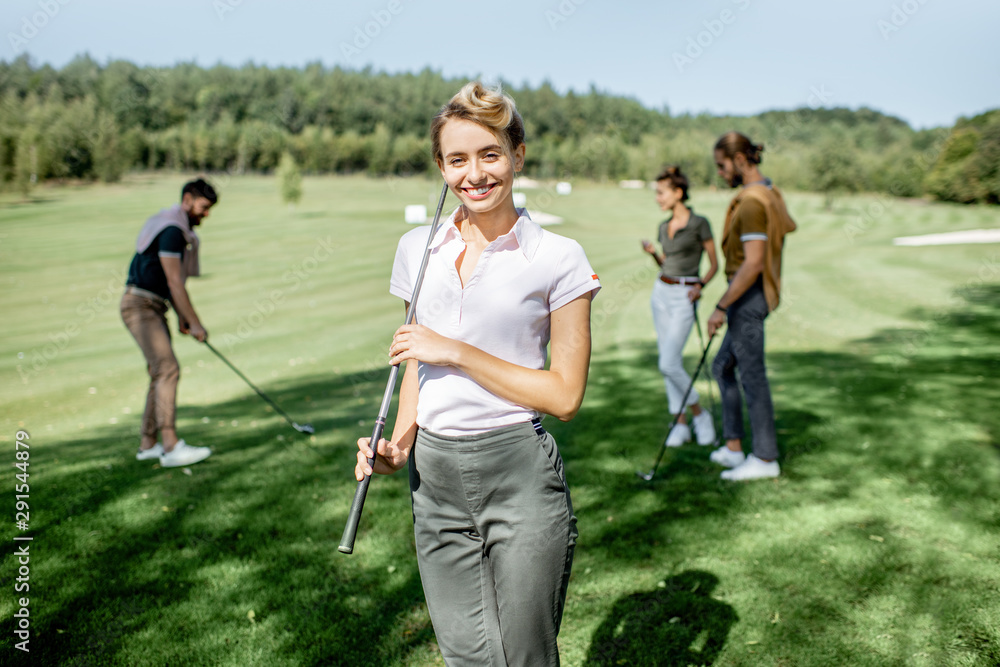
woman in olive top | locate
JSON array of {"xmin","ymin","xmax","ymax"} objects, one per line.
[{"xmin": 642, "ymin": 166, "xmax": 719, "ymax": 447}]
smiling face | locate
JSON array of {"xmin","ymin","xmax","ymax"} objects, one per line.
[
  {"xmin": 655, "ymin": 181, "xmax": 684, "ymax": 211},
  {"xmin": 437, "ymin": 118, "xmax": 525, "ymax": 217}
]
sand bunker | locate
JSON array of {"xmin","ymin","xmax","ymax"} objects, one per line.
[
  {"xmin": 527, "ymin": 209, "xmax": 563, "ymax": 225},
  {"xmin": 893, "ymin": 229, "xmax": 1000, "ymax": 246}
]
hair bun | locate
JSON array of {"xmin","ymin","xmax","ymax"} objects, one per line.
[
  {"xmin": 714, "ymin": 132, "xmax": 765, "ymax": 165},
  {"xmin": 655, "ymin": 165, "xmax": 690, "ymax": 202}
]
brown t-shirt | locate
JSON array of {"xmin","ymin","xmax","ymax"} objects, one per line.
[{"xmin": 722, "ymin": 197, "xmax": 768, "ymax": 277}]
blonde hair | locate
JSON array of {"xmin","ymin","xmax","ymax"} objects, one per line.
[{"xmin": 430, "ymin": 82, "xmax": 525, "ymax": 164}]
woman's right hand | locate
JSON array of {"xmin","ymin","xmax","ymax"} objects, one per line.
[
  {"xmin": 641, "ymin": 239, "xmax": 656, "ymax": 255},
  {"xmin": 355, "ymin": 436, "xmax": 407, "ymax": 480}
]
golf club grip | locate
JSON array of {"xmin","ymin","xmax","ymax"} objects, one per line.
[
  {"xmin": 338, "ymin": 419, "xmax": 385, "ymax": 554},
  {"xmin": 339, "ymin": 478, "xmax": 370, "ymax": 554}
]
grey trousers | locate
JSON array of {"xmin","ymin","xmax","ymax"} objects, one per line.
[
  {"xmin": 409, "ymin": 421, "xmax": 577, "ymax": 667},
  {"xmin": 711, "ymin": 279, "xmax": 779, "ymax": 460}
]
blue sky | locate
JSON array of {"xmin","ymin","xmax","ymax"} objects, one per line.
[{"xmin": 2, "ymin": 0, "xmax": 997, "ymax": 129}]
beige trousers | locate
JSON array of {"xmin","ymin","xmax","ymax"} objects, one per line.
[{"xmin": 120, "ymin": 292, "xmax": 179, "ymax": 437}]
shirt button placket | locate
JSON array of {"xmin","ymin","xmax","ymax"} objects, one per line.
[{"xmin": 452, "ymin": 263, "xmax": 463, "ymax": 329}]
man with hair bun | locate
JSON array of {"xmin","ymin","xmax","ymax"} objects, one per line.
[
  {"xmin": 356, "ymin": 82, "xmax": 600, "ymax": 665},
  {"xmin": 706, "ymin": 132, "xmax": 797, "ymax": 481},
  {"xmin": 121, "ymin": 178, "xmax": 217, "ymax": 468}
]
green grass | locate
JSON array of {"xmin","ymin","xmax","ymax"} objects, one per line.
[{"xmin": 1, "ymin": 174, "xmax": 998, "ymax": 666}]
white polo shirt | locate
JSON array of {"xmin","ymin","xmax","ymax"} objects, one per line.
[{"xmin": 390, "ymin": 209, "xmax": 601, "ymax": 435}]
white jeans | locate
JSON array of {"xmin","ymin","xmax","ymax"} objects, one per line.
[{"xmin": 650, "ymin": 280, "xmax": 700, "ymax": 414}]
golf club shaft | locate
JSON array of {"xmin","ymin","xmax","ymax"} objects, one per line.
[
  {"xmin": 339, "ymin": 182, "xmax": 449, "ymax": 555},
  {"xmin": 203, "ymin": 340, "xmax": 302, "ymax": 430},
  {"xmin": 692, "ymin": 301, "xmax": 705, "ymax": 350},
  {"xmin": 642, "ymin": 332, "xmax": 715, "ymax": 480},
  {"xmin": 692, "ymin": 305, "xmax": 718, "ymax": 422}
]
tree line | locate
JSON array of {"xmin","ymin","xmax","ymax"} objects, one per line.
[{"xmin": 0, "ymin": 54, "xmax": 996, "ymax": 204}]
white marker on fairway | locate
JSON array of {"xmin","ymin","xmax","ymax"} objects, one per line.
[{"xmin": 405, "ymin": 205, "xmax": 427, "ymax": 224}]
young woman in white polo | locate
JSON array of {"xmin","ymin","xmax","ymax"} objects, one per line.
[{"xmin": 354, "ymin": 82, "xmax": 600, "ymax": 666}]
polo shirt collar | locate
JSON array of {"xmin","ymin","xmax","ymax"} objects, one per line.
[{"xmin": 431, "ymin": 207, "xmax": 543, "ymax": 262}]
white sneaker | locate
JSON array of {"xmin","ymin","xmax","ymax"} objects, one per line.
[
  {"xmin": 136, "ymin": 443, "xmax": 163, "ymax": 461},
  {"xmin": 160, "ymin": 439, "xmax": 212, "ymax": 468},
  {"xmin": 664, "ymin": 422, "xmax": 691, "ymax": 447},
  {"xmin": 691, "ymin": 411, "xmax": 716, "ymax": 445},
  {"xmin": 709, "ymin": 445, "xmax": 746, "ymax": 468},
  {"xmin": 720, "ymin": 454, "xmax": 780, "ymax": 481}
]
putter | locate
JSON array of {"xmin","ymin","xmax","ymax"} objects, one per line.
[
  {"xmin": 637, "ymin": 331, "xmax": 715, "ymax": 482},
  {"xmin": 339, "ymin": 182, "xmax": 450, "ymax": 555},
  {"xmin": 203, "ymin": 340, "xmax": 314, "ymax": 435}
]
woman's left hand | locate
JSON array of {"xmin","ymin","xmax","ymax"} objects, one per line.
[
  {"xmin": 687, "ymin": 284, "xmax": 702, "ymax": 302},
  {"xmin": 389, "ymin": 324, "xmax": 458, "ymax": 366}
]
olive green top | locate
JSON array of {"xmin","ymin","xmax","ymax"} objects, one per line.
[{"xmin": 657, "ymin": 211, "xmax": 713, "ymax": 278}]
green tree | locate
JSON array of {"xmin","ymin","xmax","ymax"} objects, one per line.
[
  {"xmin": 367, "ymin": 123, "xmax": 394, "ymax": 176},
  {"xmin": 91, "ymin": 110, "xmax": 127, "ymax": 182},
  {"xmin": 973, "ymin": 121, "xmax": 1000, "ymax": 204},
  {"xmin": 276, "ymin": 151, "xmax": 302, "ymax": 208},
  {"xmin": 924, "ymin": 111, "xmax": 1000, "ymax": 204},
  {"xmin": 3, "ymin": 54, "xmax": 997, "ymax": 202},
  {"xmin": 809, "ymin": 140, "xmax": 863, "ymax": 209},
  {"xmin": 334, "ymin": 131, "xmax": 368, "ymax": 172},
  {"xmin": 391, "ymin": 133, "xmax": 430, "ymax": 175},
  {"xmin": 925, "ymin": 128, "xmax": 983, "ymax": 203},
  {"xmin": 14, "ymin": 125, "xmax": 41, "ymax": 196}
]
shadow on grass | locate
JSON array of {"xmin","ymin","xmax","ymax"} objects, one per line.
[
  {"xmin": 565, "ymin": 282, "xmax": 1000, "ymax": 525},
  {"xmin": 0, "ymin": 194, "xmax": 60, "ymax": 208},
  {"xmin": 566, "ymin": 282, "xmax": 1000, "ymax": 664},
  {"xmin": 6, "ymin": 284, "xmax": 1000, "ymax": 665},
  {"xmin": 8, "ymin": 365, "xmax": 438, "ymax": 666},
  {"xmin": 584, "ymin": 570, "xmax": 738, "ymax": 666}
]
